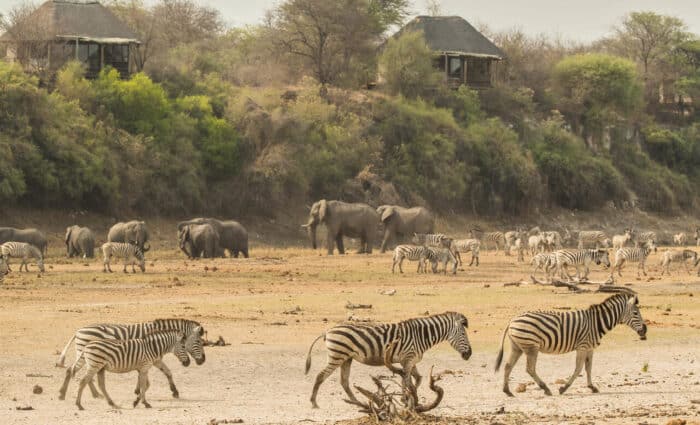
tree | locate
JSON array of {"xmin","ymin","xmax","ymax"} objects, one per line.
[
  {"xmin": 607, "ymin": 12, "xmax": 691, "ymax": 103},
  {"xmin": 0, "ymin": 2, "xmax": 52, "ymax": 77},
  {"xmin": 107, "ymin": 0, "xmax": 224, "ymax": 71},
  {"xmin": 424, "ymin": 0, "xmax": 442, "ymax": 16},
  {"xmin": 265, "ymin": 0, "xmax": 409, "ymax": 89},
  {"xmin": 379, "ymin": 30, "xmax": 441, "ymax": 98},
  {"xmin": 553, "ymin": 54, "xmax": 643, "ymax": 148}
]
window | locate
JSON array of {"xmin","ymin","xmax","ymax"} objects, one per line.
[
  {"xmin": 448, "ymin": 56, "xmax": 463, "ymax": 79},
  {"xmin": 77, "ymin": 42, "xmax": 100, "ymax": 71}
]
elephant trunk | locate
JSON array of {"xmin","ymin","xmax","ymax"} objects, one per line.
[{"xmin": 304, "ymin": 220, "xmax": 318, "ymax": 250}]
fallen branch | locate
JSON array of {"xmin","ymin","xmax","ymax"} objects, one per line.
[
  {"xmin": 202, "ymin": 336, "xmax": 230, "ymax": 347},
  {"xmin": 346, "ymin": 301, "xmax": 372, "ymax": 310}
]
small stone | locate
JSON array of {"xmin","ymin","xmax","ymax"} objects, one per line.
[
  {"xmin": 32, "ymin": 385, "xmax": 42, "ymax": 394},
  {"xmin": 515, "ymin": 383, "xmax": 527, "ymax": 393}
]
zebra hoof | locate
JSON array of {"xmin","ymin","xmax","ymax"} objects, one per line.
[
  {"xmin": 589, "ymin": 385, "xmax": 599, "ymax": 393},
  {"xmin": 503, "ymin": 389, "xmax": 514, "ymax": 397},
  {"xmin": 133, "ymin": 399, "xmax": 139, "ymax": 408},
  {"xmin": 558, "ymin": 386, "xmax": 567, "ymax": 395},
  {"xmin": 77, "ymin": 404, "xmax": 84, "ymax": 411},
  {"xmin": 171, "ymin": 391, "xmax": 179, "ymax": 399},
  {"xmin": 143, "ymin": 402, "xmax": 152, "ymax": 408}
]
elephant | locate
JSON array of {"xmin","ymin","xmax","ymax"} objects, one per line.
[
  {"xmin": 302, "ymin": 199, "xmax": 379, "ymax": 255},
  {"xmin": 177, "ymin": 218, "xmax": 249, "ymax": 258},
  {"xmin": 107, "ymin": 221, "xmax": 150, "ymax": 252},
  {"xmin": 0, "ymin": 227, "xmax": 47, "ymax": 254},
  {"xmin": 65, "ymin": 225, "xmax": 96, "ymax": 258},
  {"xmin": 376, "ymin": 205, "xmax": 435, "ymax": 253},
  {"xmin": 178, "ymin": 224, "xmax": 220, "ymax": 259}
]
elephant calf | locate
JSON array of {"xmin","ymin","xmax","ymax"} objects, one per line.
[
  {"xmin": 65, "ymin": 226, "xmax": 96, "ymax": 258},
  {"xmin": 178, "ymin": 224, "xmax": 219, "ymax": 259}
]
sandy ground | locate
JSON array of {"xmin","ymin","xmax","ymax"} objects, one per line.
[{"xmin": 0, "ymin": 245, "xmax": 699, "ymax": 424}]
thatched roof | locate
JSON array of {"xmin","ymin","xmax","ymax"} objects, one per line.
[
  {"xmin": 0, "ymin": 0, "xmax": 139, "ymax": 43},
  {"xmin": 391, "ymin": 15, "xmax": 504, "ymax": 59}
]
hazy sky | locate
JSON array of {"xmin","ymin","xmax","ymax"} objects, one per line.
[{"xmin": 1, "ymin": 0, "xmax": 698, "ymax": 42}]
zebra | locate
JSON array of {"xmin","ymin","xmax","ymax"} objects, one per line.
[
  {"xmin": 504, "ymin": 230, "xmax": 518, "ymax": 256},
  {"xmin": 101, "ymin": 242, "xmax": 145, "ymax": 273},
  {"xmin": 305, "ymin": 311, "xmax": 471, "ymax": 408},
  {"xmin": 495, "ymin": 291, "xmax": 647, "ymax": 397},
  {"xmin": 411, "ymin": 233, "xmax": 451, "ymax": 249},
  {"xmin": 542, "ymin": 231, "xmax": 563, "ymax": 251},
  {"xmin": 469, "ymin": 228, "xmax": 505, "ymax": 252},
  {"xmin": 57, "ymin": 319, "xmax": 205, "ymax": 401},
  {"xmin": 0, "ymin": 241, "xmax": 45, "ymax": 273},
  {"xmin": 528, "ymin": 234, "xmax": 546, "ymax": 255},
  {"xmin": 577, "ymin": 231, "xmax": 609, "ymax": 249},
  {"xmin": 391, "ymin": 245, "xmax": 430, "ymax": 274},
  {"xmin": 554, "ymin": 249, "xmax": 611, "ymax": 281},
  {"xmin": 673, "ymin": 232, "xmax": 687, "ymax": 246},
  {"xmin": 660, "ymin": 249, "xmax": 698, "ymax": 276},
  {"xmin": 696, "ymin": 227, "xmax": 700, "ymax": 246},
  {"xmin": 612, "ymin": 229, "xmax": 633, "ymax": 250},
  {"xmin": 531, "ymin": 252, "xmax": 557, "ymax": 280},
  {"xmin": 425, "ymin": 246, "xmax": 458, "ymax": 274},
  {"xmin": 633, "ymin": 231, "xmax": 657, "ymax": 248},
  {"xmin": 610, "ymin": 240, "xmax": 656, "ymax": 278},
  {"xmin": 449, "ymin": 238, "xmax": 480, "ymax": 267},
  {"xmin": 71, "ymin": 330, "xmax": 191, "ymax": 410}
]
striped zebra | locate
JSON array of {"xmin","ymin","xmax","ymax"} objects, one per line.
[
  {"xmin": 612, "ymin": 229, "xmax": 633, "ymax": 250},
  {"xmin": 495, "ymin": 292, "xmax": 647, "ymax": 396},
  {"xmin": 660, "ymin": 249, "xmax": 697, "ymax": 276},
  {"xmin": 71, "ymin": 330, "xmax": 191, "ymax": 410},
  {"xmin": 610, "ymin": 240, "xmax": 656, "ymax": 278},
  {"xmin": 101, "ymin": 242, "xmax": 145, "ymax": 273},
  {"xmin": 634, "ymin": 231, "xmax": 657, "ymax": 248},
  {"xmin": 673, "ymin": 232, "xmax": 687, "ymax": 246},
  {"xmin": 577, "ymin": 231, "xmax": 609, "ymax": 249},
  {"xmin": 554, "ymin": 249, "xmax": 610, "ymax": 281},
  {"xmin": 305, "ymin": 311, "xmax": 471, "ymax": 408},
  {"xmin": 449, "ymin": 238, "xmax": 480, "ymax": 266},
  {"xmin": 57, "ymin": 319, "xmax": 205, "ymax": 401},
  {"xmin": 411, "ymin": 233, "xmax": 451, "ymax": 249},
  {"xmin": 425, "ymin": 246, "xmax": 458, "ymax": 274},
  {"xmin": 470, "ymin": 228, "xmax": 505, "ymax": 252},
  {"xmin": 531, "ymin": 252, "xmax": 556, "ymax": 280},
  {"xmin": 0, "ymin": 241, "xmax": 45, "ymax": 273},
  {"xmin": 392, "ymin": 245, "xmax": 430, "ymax": 273}
]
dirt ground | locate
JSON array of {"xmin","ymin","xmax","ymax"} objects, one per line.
[{"xmin": 0, "ymin": 243, "xmax": 699, "ymax": 425}]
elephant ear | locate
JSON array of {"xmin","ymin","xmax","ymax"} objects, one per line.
[
  {"xmin": 318, "ymin": 199, "xmax": 328, "ymax": 221},
  {"xmin": 380, "ymin": 206, "xmax": 394, "ymax": 223},
  {"xmin": 64, "ymin": 227, "xmax": 72, "ymax": 244}
]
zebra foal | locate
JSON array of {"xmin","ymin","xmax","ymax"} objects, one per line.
[
  {"xmin": 305, "ymin": 311, "xmax": 472, "ymax": 408},
  {"xmin": 411, "ymin": 233, "xmax": 451, "ymax": 249},
  {"xmin": 0, "ymin": 241, "xmax": 45, "ymax": 273},
  {"xmin": 450, "ymin": 238, "xmax": 480, "ymax": 267},
  {"xmin": 531, "ymin": 252, "xmax": 556, "ymax": 280},
  {"xmin": 72, "ymin": 330, "xmax": 190, "ymax": 410},
  {"xmin": 660, "ymin": 249, "xmax": 698, "ymax": 276},
  {"xmin": 425, "ymin": 246, "xmax": 458, "ymax": 274},
  {"xmin": 495, "ymin": 292, "xmax": 647, "ymax": 397},
  {"xmin": 58, "ymin": 319, "xmax": 206, "ymax": 401},
  {"xmin": 610, "ymin": 240, "xmax": 656, "ymax": 278},
  {"xmin": 101, "ymin": 242, "xmax": 145, "ymax": 273},
  {"xmin": 554, "ymin": 249, "xmax": 610, "ymax": 281},
  {"xmin": 392, "ymin": 245, "xmax": 430, "ymax": 273}
]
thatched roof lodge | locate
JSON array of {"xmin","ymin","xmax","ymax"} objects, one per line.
[
  {"xmin": 390, "ymin": 15, "xmax": 505, "ymax": 88},
  {"xmin": 0, "ymin": 0, "xmax": 140, "ymax": 78}
]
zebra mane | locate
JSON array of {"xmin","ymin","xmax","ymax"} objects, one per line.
[{"xmin": 399, "ymin": 311, "xmax": 464, "ymax": 326}]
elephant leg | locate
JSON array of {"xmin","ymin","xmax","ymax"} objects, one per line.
[
  {"xmin": 327, "ymin": 233, "xmax": 335, "ymax": 255},
  {"xmin": 242, "ymin": 248, "xmax": 249, "ymax": 258},
  {"xmin": 380, "ymin": 230, "xmax": 391, "ymax": 253},
  {"xmin": 336, "ymin": 234, "xmax": 345, "ymax": 255}
]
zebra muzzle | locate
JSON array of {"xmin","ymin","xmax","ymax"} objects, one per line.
[{"xmin": 461, "ymin": 348, "xmax": 472, "ymax": 360}]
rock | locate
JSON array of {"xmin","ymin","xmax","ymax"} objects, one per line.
[
  {"xmin": 555, "ymin": 379, "xmax": 566, "ymax": 385},
  {"xmin": 515, "ymin": 383, "xmax": 527, "ymax": 393},
  {"xmin": 32, "ymin": 385, "xmax": 42, "ymax": 394},
  {"xmin": 666, "ymin": 420, "xmax": 686, "ymax": 425}
]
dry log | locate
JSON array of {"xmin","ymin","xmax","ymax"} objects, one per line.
[{"xmin": 346, "ymin": 301, "xmax": 372, "ymax": 310}]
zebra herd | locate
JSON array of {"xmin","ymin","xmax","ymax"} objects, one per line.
[
  {"xmin": 307, "ymin": 288, "xmax": 646, "ymax": 407},
  {"xmin": 56, "ymin": 318, "xmax": 206, "ymax": 410}
]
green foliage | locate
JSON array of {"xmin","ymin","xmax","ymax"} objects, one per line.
[
  {"xmin": 379, "ymin": 30, "xmax": 442, "ymax": 98},
  {"xmin": 528, "ymin": 115, "xmax": 628, "ymax": 209},
  {"xmin": 554, "ymin": 54, "xmax": 643, "ymax": 136}
]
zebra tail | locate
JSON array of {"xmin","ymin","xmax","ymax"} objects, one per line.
[
  {"xmin": 494, "ymin": 326, "xmax": 508, "ymax": 372},
  {"xmin": 55, "ymin": 334, "xmax": 76, "ymax": 368},
  {"xmin": 305, "ymin": 333, "xmax": 325, "ymax": 375}
]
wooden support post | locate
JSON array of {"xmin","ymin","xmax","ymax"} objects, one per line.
[{"xmin": 463, "ymin": 56, "xmax": 468, "ymax": 85}]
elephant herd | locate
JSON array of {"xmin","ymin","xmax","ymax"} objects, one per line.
[
  {"xmin": 302, "ymin": 200, "xmax": 434, "ymax": 255},
  {"xmin": 0, "ymin": 218, "xmax": 250, "ymax": 266}
]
